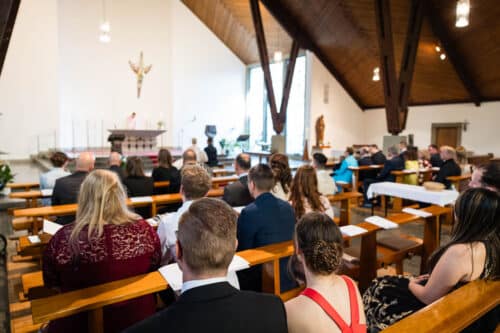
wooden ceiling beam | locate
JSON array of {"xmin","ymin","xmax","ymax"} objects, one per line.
[
  {"xmin": 374, "ymin": 0, "xmax": 401, "ymax": 135},
  {"xmin": 397, "ymin": 0, "xmax": 425, "ymax": 129},
  {"xmin": 259, "ymin": 0, "xmax": 366, "ymax": 110},
  {"xmin": 424, "ymin": 0, "xmax": 482, "ymax": 106},
  {"xmin": 0, "ymin": 0, "xmax": 20, "ymax": 76},
  {"xmin": 279, "ymin": 40, "xmax": 300, "ymax": 125}
]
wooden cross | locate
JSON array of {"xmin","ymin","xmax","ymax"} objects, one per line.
[{"xmin": 129, "ymin": 51, "xmax": 152, "ymax": 98}]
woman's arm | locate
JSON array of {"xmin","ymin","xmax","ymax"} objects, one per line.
[{"xmin": 409, "ymin": 244, "xmax": 468, "ymax": 304}]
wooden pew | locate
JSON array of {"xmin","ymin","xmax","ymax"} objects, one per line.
[
  {"xmin": 382, "ymin": 279, "xmax": 500, "ymax": 333},
  {"xmin": 150, "ymin": 188, "xmax": 224, "ymax": 215},
  {"xmin": 211, "ymin": 175, "xmax": 238, "ymax": 189},
  {"xmin": 7, "ymin": 182, "xmax": 40, "ymax": 192},
  {"xmin": 349, "ymin": 165, "xmax": 383, "ymax": 192},
  {"xmin": 447, "ymin": 174, "xmax": 471, "ymax": 192},
  {"xmin": 327, "ymin": 192, "xmax": 362, "ymax": 227}
]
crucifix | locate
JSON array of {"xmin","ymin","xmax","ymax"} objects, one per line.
[{"xmin": 129, "ymin": 51, "xmax": 152, "ymax": 98}]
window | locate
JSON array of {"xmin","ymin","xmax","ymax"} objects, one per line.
[{"xmin": 246, "ymin": 56, "xmax": 306, "ymax": 155}]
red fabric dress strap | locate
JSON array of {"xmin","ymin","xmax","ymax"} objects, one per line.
[
  {"xmin": 341, "ymin": 275, "xmax": 363, "ymax": 330},
  {"xmin": 301, "ymin": 288, "xmax": 350, "ymax": 332}
]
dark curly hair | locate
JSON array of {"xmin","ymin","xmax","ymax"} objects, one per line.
[
  {"xmin": 269, "ymin": 153, "xmax": 292, "ymax": 194},
  {"xmin": 295, "ymin": 212, "xmax": 343, "ymax": 276}
]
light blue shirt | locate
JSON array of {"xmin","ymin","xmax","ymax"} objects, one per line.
[
  {"xmin": 39, "ymin": 167, "xmax": 70, "ymax": 205},
  {"xmin": 181, "ymin": 277, "xmax": 228, "ymax": 294}
]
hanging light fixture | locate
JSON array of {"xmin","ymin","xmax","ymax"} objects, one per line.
[
  {"xmin": 455, "ymin": 0, "xmax": 470, "ymax": 28},
  {"xmin": 372, "ymin": 67, "xmax": 380, "ymax": 81},
  {"xmin": 440, "ymin": 53, "xmax": 447, "ymax": 61},
  {"xmin": 99, "ymin": 0, "xmax": 111, "ymax": 43}
]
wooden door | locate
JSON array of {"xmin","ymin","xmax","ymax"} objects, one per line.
[{"xmin": 432, "ymin": 124, "xmax": 462, "ymax": 148}]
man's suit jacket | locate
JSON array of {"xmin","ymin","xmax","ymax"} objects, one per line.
[
  {"xmin": 222, "ymin": 175, "xmax": 254, "ymax": 207},
  {"xmin": 435, "ymin": 159, "xmax": 461, "ymax": 189},
  {"xmin": 358, "ymin": 156, "xmax": 376, "ymax": 180},
  {"xmin": 237, "ymin": 193, "xmax": 295, "ymax": 292},
  {"xmin": 430, "ymin": 153, "xmax": 444, "ymax": 168},
  {"xmin": 109, "ymin": 165, "xmax": 125, "ymax": 182},
  {"xmin": 377, "ymin": 155, "xmax": 405, "ymax": 182},
  {"xmin": 123, "ymin": 282, "xmax": 287, "ymax": 333},
  {"xmin": 51, "ymin": 171, "xmax": 88, "ymax": 225},
  {"xmin": 371, "ymin": 151, "xmax": 387, "ymax": 165}
]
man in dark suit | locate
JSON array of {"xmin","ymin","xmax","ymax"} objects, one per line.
[
  {"xmin": 108, "ymin": 152, "xmax": 125, "ymax": 182},
  {"xmin": 428, "ymin": 144, "xmax": 443, "ymax": 168},
  {"xmin": 434, "ymin": 146, "xmax": 461, "ymax": 189},
  {"xmin": 124, "ymin": 198, "xmax": 287, "ymax": 333},
  {"xmin": 204, "ymin": 137, "xmax": 218, "ymax": 167},
  {"xmin": 237, "ymin": 164, "xmax": 296, "ymax": 292},
  {"xmin": 369, "ymin": 144, "xmax": 387, "ymax": 165},
  {"xmin": 52, "ymin": 152, "xmax": 94, "ymax": 224},
  {"xmin": 222, "ymin": 153, "xmax": 254, "ymax": 207},
  {"xmin": 399, "ymin": 140, "xmax": 408, "ymax": 159},
  {"xmin": 358, "ymin": 146, "xmax": 376, "ymax": 182},
  {"xmin": 362, "ymin": 146, "xmax": 405, "ymax": 207}
]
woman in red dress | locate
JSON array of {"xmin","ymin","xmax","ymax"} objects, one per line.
[{"xmin": 43, "ymin": 169, "xmax": 161, "ymax": 333}]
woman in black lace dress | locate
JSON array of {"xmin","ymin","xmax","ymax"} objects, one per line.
[{"xmin": 363, "ymin": 188, "xmax": 499, "ymax": 332}]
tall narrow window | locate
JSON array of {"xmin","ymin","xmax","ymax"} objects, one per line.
[{"xmin": 246, "ymin": 55, "xmax": 306, "ymax": 155}]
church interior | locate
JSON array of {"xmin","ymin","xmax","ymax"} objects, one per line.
[{"xmin": 0, "ymin": 0, "xmax": 499, "ymax": 332}]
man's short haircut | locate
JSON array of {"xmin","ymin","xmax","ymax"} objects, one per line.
[
  {"xmin": 235, "ymin": 153, "xmax": 251, "ymax": 171},
  {"xmin": 181, "ymin": 165, "xmax": 211, "ymax": 200},
  {"xmin": 360, "ymin": 147, "xmax": 370, "ymax": 156},
  {"xmin": 388, "ymin": 145, "xmax": 399, "ymax": 156},
  {"xmin": 183, "ymin": 149, "xmax": 197, "ymax": 163},
  {"xmin": 440, "ymin": 146, "xmax": 457, "ymax": 160},
  {"xmin": 312, "ymin": 153, "xmax": 327, "ymax": 167},
  {"xmin": 370, "ymin": 144, "xmax": 379, "ymax": 149},
  {"xmin": 346, "ymin": 147, "xmax": 354, "ymax": 155},
  {"xmin": 178, "ymin": 198, "xmax": 237, "ymax": 275},
  {"xmin": 429, "ymin": 144, "xmax": 438, "ymax": 150},
  {"xmin": 50, "ymin": 151, "xmax": 68, "ymax": 168},
  {"xmin": 480, "ymin": 163, "xmax": 500, "ymax": 192},
  {"xmin": 207, "ymin": 137, "xmax": 213, "ymax": 144},
  {"xmin": 400, "ymin": 141, "xmax": 407, "ymax": 147},
  {"xmin": 248, "ymin": 164, "xmax": 275, "ymax": 192}
]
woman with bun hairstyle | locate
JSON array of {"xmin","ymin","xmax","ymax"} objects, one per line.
[{"xmin": 286, "ymin": 212, "xmax": 366, "ymax": 333}]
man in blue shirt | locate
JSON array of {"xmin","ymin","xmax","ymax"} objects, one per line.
[{"xmin": 237, "ymin": 164, "xmax": 296, "ymax": 292}]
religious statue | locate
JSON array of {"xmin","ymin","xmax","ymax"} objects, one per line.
[
  {"xmin": 129, "ymin": 51, "xmax": 152, "ymax": 98},
  {"xmin": 315, "ymin": 115, "xmax": 325, "ymax": 147}
]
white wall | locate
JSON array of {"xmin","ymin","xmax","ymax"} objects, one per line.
[
  {"xmin": 363, "ymin": 102, "xmax": 500, "ymax": 156},
  {"xmin": 1, "ymin": 0, "xmax": 246, "ymax": 159},
  {"xmin": 307, "ymin": 52, "xmax": 365, "ymax": 155},
  {"xmin": 0, "ymin": 0, "xmax": 59, "ymax": 160}
]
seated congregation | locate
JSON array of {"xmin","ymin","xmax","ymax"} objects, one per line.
[{"xmin": 23, "ymin": 144, "xmax": 499, "ymax": 333}]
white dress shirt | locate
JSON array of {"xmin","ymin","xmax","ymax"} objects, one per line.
[
  {"xmin": 181, "ymin": 277, "xmax": 228, "ymax": 294},
  {"xmin": 316, "ymin": 169, "xmax": 338, "ymax": 195},
  {"xmin": 157, "ymin": 200, "xmax": 193, "ymax": 264}
]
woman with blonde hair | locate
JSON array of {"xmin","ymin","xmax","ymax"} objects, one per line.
[
  {"xmin": 289, "ymin": 165, "xmax": 333, "ymax": 219},
  {"xmin": 43, "ymin": 170, "xmax": 161, "ymax": 333},
  {"xmin": 286, "ymin": 212, "xmax": 366, "ymax": 333}
]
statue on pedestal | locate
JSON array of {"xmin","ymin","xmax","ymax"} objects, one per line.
[{"xmin": 315, "ymin": 115, "xmax": 325, "ymax": 148}]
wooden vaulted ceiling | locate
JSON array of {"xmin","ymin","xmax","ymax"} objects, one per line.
[
  {"xmin": 0, "ymin": 0, "xmax": 20, "ymax": 75},
  {"xmin": 182, "ymin": 0, "xmax": 500, "ymax": 109}
]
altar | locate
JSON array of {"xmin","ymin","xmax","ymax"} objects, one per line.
[{"xmin": 108, "ymin": 129, "xmax": 165, "ymax": 153}]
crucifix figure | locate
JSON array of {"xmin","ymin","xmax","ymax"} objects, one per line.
[{"xmin": 129, "ymin": 51, "xmax": 152, "ymax": 98}]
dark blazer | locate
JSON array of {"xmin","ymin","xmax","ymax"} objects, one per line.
[
  {"xmin": 123, "ymin": 176, "xmax": 155, "ymax": 218},
  {"xmin": 222, "ymin": 175, "xmax": 254, "ymax": 207},
  {"xmin": 123, "ymin": 282, "xmax": 287, "ymax": 333},
  {"xmin": 358, "ymin": 156, "xmax": 376, "ymax": 180},
  {"xmin": 237, "ymin": 193, "xmax": 295, "ymax": 292},
  {"xmin": 430, "ymin": 153, "xmax": 443, "ymax": 168},
  {"xmin": 51, "ymin": 171, "xmax": 88, "ymax": 225},
  {"xmin": 152, "ymin": 166, "xmax": 181, "ymax": 194},
  {"xmin": 204, "ymin": 144, "xmax": 218, "ymax": 167},
  {"xmin": 377, "ymin": 155, "xmax": 405, "ymax": 182},
  {"xmin": 371, "ymin": 151, "xmax": 387, "ymax": 165},
  {"xmin": 435, "ymin": 159, "xmax": 461, "ymax": 189},
  {"xmin": 109, "ymin": 165, "xmax": 125, "ymax": 182}
]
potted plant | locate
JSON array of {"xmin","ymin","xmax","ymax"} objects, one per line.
[{"xmin": 0, "ymin": 163, "xmax": 14, "ymax": 191}]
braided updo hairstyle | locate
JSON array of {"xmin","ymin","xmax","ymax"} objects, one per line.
[{"xmin": 296, "ymin": 212, "xmax": 344, "ymax": 275}]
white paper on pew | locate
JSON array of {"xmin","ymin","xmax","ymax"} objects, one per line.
[
  {"xmin": 43, "ymin": 219, "xmax": 63, "ymax": 235},
  {"xmin": 28, "ymin": 235, "xmax": 41, "ymax": 244},
  {"xmin": 340, "ymin": 225, "xmax": 368, "ymax": 237},
  {"xmin": 366, "ymin": 216, "xmax": 399, "ymax": 229},
  {"xmin": 402, "ymin": 207, "xmax": 432, "ymax": 218},
  {"xmin": 370, "ymin": 165, "xmax": 381, "ymax": 168},
  {"xmin": 233, "ymin": 206, "xmax": 245, "ymax": 214},
  {"xmin": 130, "ymin": 196, "xmax": 153, "ymax": 203},
  {"xmin": 41, "ymin": 189, "xmax": 53, "ymax": 197},
  {"xmin": 159, "ymin": 255, "xmax": 249, "ymax": 291}
]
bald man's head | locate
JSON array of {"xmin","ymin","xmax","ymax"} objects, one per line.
[
  {"xmin": 76, "ymin": 152, "xmax": 95, "ymax": 172},
  {"xmin": 183, "ymin": 149, "xmax": 197, "ymax": 166},
  {"xmin": 109, "ymin": 152, "xmax": 122, "ymax": 167}
]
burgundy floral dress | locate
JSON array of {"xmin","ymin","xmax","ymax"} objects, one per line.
[{"xmin": 42, "ymin": 219, "xmax": 161, "ymax": 333}]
